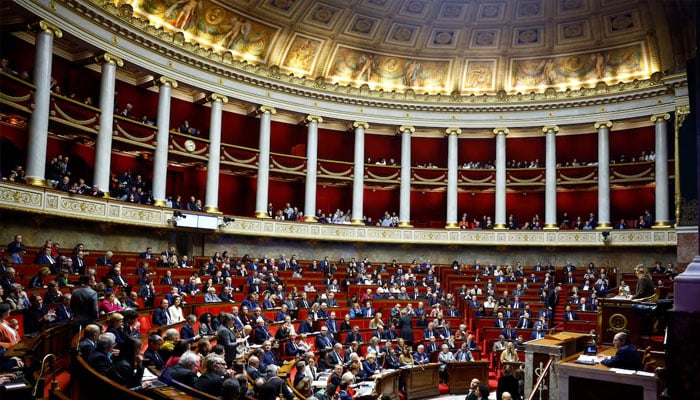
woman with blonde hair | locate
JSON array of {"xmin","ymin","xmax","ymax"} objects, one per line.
[
  {"xmin": 399, "ymin": 345, "xmax": 414, "ymax": 366},
  {"xmin": 369, "ymin": 312, "xmax": 384, "ymax": 329},
  {"xmin": 500, "ymin": 341, "xmax": 519, "ymax": 363}
]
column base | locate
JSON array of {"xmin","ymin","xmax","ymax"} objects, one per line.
[
  {"xmin": 398, "ymin": 221, "xmax": 413, "ymax": 228},
  {"xmin": 351, "ymin": 219, "xmax": 365, "ymax": 225},
  {"xmin": 652, "ymin": 221, "xmax": 672, "ymax": 229},
  {"xmin": 493, "ymin": 224, "xmax": 507, "ymax": 230},
  {"xmin": 204, "ymin": 205, "xmax": 222, "ymax": 214},
  {"xmin": 595, "ymin": 223, "xmax": 612, "ymax": 229},
  {"xmin": 303, "ymin": 216, "xmax": 318, "ymax": 222},
  {"xmin": 543, "ymin": 224, "xmax": 559, "ymax": 230},
  {"xmin": 26, "ymin": 177, "xmax": 48, "ymax": 187},
  {"xmin": 445, "ymin": 222, "xmax": 458, "ymax": 229},
  {"xmin": 153, "ymin": 199, "xmax": 167, "ymax": 207},
  {"xmin": 255, "ymin": 211, "xmax": 271, "ymax": 218}
]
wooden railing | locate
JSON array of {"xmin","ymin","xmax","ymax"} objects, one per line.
[{"xmin": 528, "ymin": 355, "xmax": 555, "ymax": 400}]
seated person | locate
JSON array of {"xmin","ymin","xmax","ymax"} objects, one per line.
[
  {"xmin": 87, "ymin": 332, "xmax": 117, "ymax": 375},
  {"xmin": 600, "ymin": 332, "xmax": 642, "ymax": 370}
]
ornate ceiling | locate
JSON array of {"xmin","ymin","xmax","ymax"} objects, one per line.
[{"xmin": 123, "ymin": 0, "xmax": 687, "ymax": 95}]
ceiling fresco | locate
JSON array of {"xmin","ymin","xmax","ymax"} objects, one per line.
[{"xmin": 122, "ymin": 0, "xmax": 673, "ymax": 95}]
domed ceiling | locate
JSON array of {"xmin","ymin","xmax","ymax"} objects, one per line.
[{"xmin": 123, "ymin": 0, "xmax": 685, "ymax": 95}]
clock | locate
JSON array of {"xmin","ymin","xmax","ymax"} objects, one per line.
[
  {"xmin": 608, "ymin": 313, "xmax": 628, "ymax": 332},
  {"xmin": 184, "ymin": 139, "xmax": 196, "ymax": 152}
]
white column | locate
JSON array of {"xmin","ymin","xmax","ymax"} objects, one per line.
[
  {"xmin": 398, "ymin": 126, "xmax": 414, "ymax": 227},
  {"xmin": 92, "ymin": 53, "xmax": 124, "ymax": 195},
  {"xmin": 494, "ymin": 128, "xmax": 509, "ymax": 229},
  {"xmin": 254, "ymin": 106, "xmax": 276, "ymax": 218},
  {"xmin": 351, "ymin": 121, "xmax": 368, "ymax": 224},
  {"xmin": 595, "ymin": 121, "xmax": 613, "ymax": 229},
  {"xmin": 152, "ymin": 77, "xmax": 178, "ymax": 206},
  {"xmin": 543, "ymin": 125, "xmax": 560, "ymax": 229},
  {"xmin": 651, "ymin": 113, "xmax": 671, "ymax": 227},
  {"xmin": 445, "ymin": 128, "xmax": 461, "ymax": 228},
  {"xmin": 26, "ymin": 21, "xmax": 62, "ymax": 186},
  {"xmin": 204, "ymin": 93, "xmax": 228, "ymax": 213},
  {"xmin": 303, "ymin": 115, "xmax": 323, "ymax": 222}
]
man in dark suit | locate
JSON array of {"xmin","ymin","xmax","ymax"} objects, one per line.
[
  {"xmin": 258, "ymin": 364, "xmax": 294, "ymax": 400},
  {"xmin": 315, "ymin": 326, "xmax": 336, "ymax": 350},
  {"xmin": 96, "ymin": 251, "xmax": 115, "ymax": 267},
  {"xmin": 138, "ymin": 279, "xmax": 156, "ymax": 308},
  {"xmin": 152, "ymin": 299, "xmax": 171, "ymax": 326},
  {"xmin": 78, "ymin": 324, "xmax": 100, "ymax": 358},
  {"xmin": 501, "ymin": 322, "xmax": 517, "ymax": 340},
  {"xmin": 345, "ymin": 326, "xmax": 363, "ymax": 344},
  {"xmin": 180, "ymin": 314, "xmax": 201, "ymax": 343},
  {"xmin": 163, "ymin": 351, "xmax": 199, "ymax": 385},
  {"xmin": 143, "ymin": 334, "xmax": 165, "ymax": 370},
  {"xmin": 138, "ymin": 247, "xmax": 154, "ymax": 260},
  {"xmin": 55, "ymin": 294, "xmax": 72, "ymax": 323},
  {"xmin": 87, "ymin": 332, "xmax": 116, "ymax": 375},
  {"xmin": 285, "ymin": 334, "xmax": 305, "ymax": 357},
  {"xmin": 601, "ymin": 332, "xmax": 642, "ymax": 370},
  {"xmin": 160, "ymin": 270, "xmax": 174, "ymax": 285},
  {"xmin": 563, "ymin": 305, "xmax": 578, "ymax": 321},
  {"xmin": 246, "ymin": 356, "xmax": 262, "ymax": 380},
  {"xmin": 465, "ymin": 378, "xmax": 481, "ymax": 400},
  {"xmin": 71, "ymin": 275, "xmax": 98, "ymax": 330},
  {"xmin": 193, "ymin": 354, "xmax": 227, "ymax": 393},
  {"xmin": 298, "ymin": 314, "xmax": 315, "ymax": 334}
]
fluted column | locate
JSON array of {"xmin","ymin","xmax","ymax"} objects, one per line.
[
  {"xmin": 398, "ymin": 126, "xmax": 415, "ymax": 227},
  {"xmin": 204, "ymin": 93, "xmax": 228, "ymax": 213},
  {"xmin": 493, "ymin": 128, "xmax": 509, "ymax": 229},
  {"xmin": 595, "ymin": 121, "xmax": 613, "ymax": 229},
  {"xmin": 543, "ymin": 125, "xmax": 560, "ymax": 229},
  {"xmin": 303, "ymin": 115, "xmax": 323, "ymax": 222},
  {"xmin": 26, "ymin": 21, "xmax": 62, "ymax": 186},
  {"xmin": 445, "ymin": 128, "xmax": 461, "ymax": 228},
  {"xmin": 351, "ymin": 121, "xmax": 369, "ymax": 224},
  {"xmin": 254, "ymin": 106, "xmax": 276, "ymax": 218},
  {"xmin": 92, "ymin": 53, "xmax": 124, "ymax": 196},
  {"xmin": 651, "ymin": 113, "xmax": 671, "ymax": 227},
  {"xmin": 152, "ymin": 77, "xmax": 178, "ymax": 207}
]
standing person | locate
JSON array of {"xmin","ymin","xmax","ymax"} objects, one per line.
[
  {"xmin": 71, "ymin": 275, "xmax": 99, "ymax": 331},
  {"xmin": 632, "ymin": 265, "xmax": 655, "ymax": 299},
  {"xmin": 497, "ymin": 365, "xmax": 520, "ymax": 400},
  {"xmin": 397, "ymin": 308, "xmax": 414, "ymax": 346}
]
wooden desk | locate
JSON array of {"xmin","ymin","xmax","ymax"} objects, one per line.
[
  {"xmin": 555, "ymin": 348, "xmax": 658, "ymax": 400},
  {"xmin": 446, "ymin": 361, "xmax": 489, "ymax": 394},
  {"xmin": 371, "ymin": 369, "xmax": 401, "ymax": 400},
  {"xmin": 400, "ymin": 364, "xmax": 440, "ymax": 400},
  {"xmin": 523, "ymin": 332, "xmax": 589, "ymax": 400}
]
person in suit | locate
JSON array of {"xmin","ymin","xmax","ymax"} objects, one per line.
[
  {"xmin": 193, "ymin": 354, "xmax": 228, "ymax": 394},
  {"xmin": 259, "ymin": 341, "xmax": 278, "ymax": 370},
  {"xmin": 35, "ymin": 246, "xmax": 58, "ymax": 268},
  {"xmin": 96, "ymin": 251, "xmax": 115, "ymax": 267},
  {"xmin": 531, "ymin": 324, "xmax": 546, "ymax": 340},
  {"xmin": 152, "ymin": 299, "xmax": 171, "ymax": 326},
  {"xmin": 633, "ymin": 265, "xmax": 656, "ymax": 299},
  {"xmin": 501, "ymin": 322, "xmax": 517, "ymax": 340},
  {"xmin": 253, "ymin": 318, "xmax": 271, "ymax": 344},
  {"xmin": 160, "ymin": 271, "xmax": 174, "ymax": 286},
  {"xmin": 326, "ymin": 311, "xmax": 339, "ymax": 334},
  {"xmin": 162, "ymin": 351, "xmax": 199, "ymax": 385},
  {"xmin": 143, "ymin": 334, "xmax": 165, "ymax": 370},
  {"xmin": 138, "ymin": 247, "xmax": 154, "ymax": 260},
  {"xmin": 563, "ymin": 305, "xmax": 578, "ymax": 321},
  {"xmin": 425, "ymin": 336, "xmax": 440, "ymax": 353},
  {"xmin": 315, "ymin": 326, "xmax": 336, "ymax": 350},
  {"xmin": 87, "ymin": 332, "xmax": 116, "ymax": 375},
  {"xmin": 494, "ymin": 311, "xmax": 507, "ymax": 329},
  {"xmin": 108, "ymin": 336, "xmax": 144, "ymax": 388},
  {"xmin": 77, "ymin": 324, "xmax": 100, "ymax": 358},
  {"xmin": 465, "ymin": 378, "xmax": 481, "ymax": 400},
  {"xmin": 413, "ymin": 344, "xmax": 430, "ymax": 364},
  {"xmin": 360, "ymin": 352, "xmax": 382, "ymax": 380},
  {"xmin": 246, "ymin": 356, "xmax": 262, "ymax": 380},
  {"xmin": 600, "ymin": 332, "xmax": 643, "ymax": 370},
  {"xmin": 284, "ymin": 334, "xmax": 305, "ymax": 357},
  {"xmin": 497, "ymin": 365, "xmax": 520, "ymax": 400},
  {"xmin": 345, "ymin": 325, "xmax": 363, "ymax": 344},
  {"xmin": 217, "ymin": 313, "xmax": 238, "ymax": 367},
  {"xmin": 298, "ymin": 314, "xmax": 315, "ymax": 334},
  {"xmin": 258, "ymin": 364, "xmax": 294, "ymax": 400},
  {"xmin": 397, "ymin": 308, "xmax": 414, "ymax": 345},
  {"xmin": 180, "ymin": 314, "xmax": 201, "ymax": 343}
]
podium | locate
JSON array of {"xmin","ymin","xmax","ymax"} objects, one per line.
[
  {"xmin": 599, "ymin": 296, "xmax": 642, "ymax": 345},
  {"xmin": 446, "ymin": 361, "xmax": 490, "ymax": 394},
  {"xmin": 524, "ymin": 332, "xmax": 590, "ymax": 400},
  {"xmin": 400, "ymin": 364, "xmax": 440, "ymax": 400},
  {"xmin": 371, "ymin": 369, "xmax": 401, "ymax": 400}
]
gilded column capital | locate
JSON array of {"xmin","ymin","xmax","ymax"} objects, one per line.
[
  {"xmin": 158, "ymin": 76, "xmax": 178, "ymax": 88},
  {"xmin": 398, "ymin": 125, "xmax": 415, "ymax": 134},
  {"xmin": 650, "ymin": 113, "xmax": 670, "ymax": 123},
  {"xmin": 675, "ymin": 105, "xmax": 690, "ymax": 129},
  {"xmin": 305, "ymin": 115, "xmax": 323, "ymax": 124},
  {"xmin": 594, "ymin": 121, "xmax": 612, "ymax": 130},
  {"xmin": 209, "ymin": 93, "xmax": 228, "ymax": 103},
  {"xmin": 493, "ymin": 127, "xmax": 510, "ymax": 136},
  {"xmin": 29, "ymin": 20, "xmax": 63, "ymax": 38},
  {"xmin": 95, "ymin": 53, "xmax": 124, "ymax": 67},
  {"xmin": 542, "ymin": 125, "xmax": 560, "ymax": 134},
  {"xmin": 445, "ymin": 127, "xmax": 462, "ymax": 136},
  {"xmin": 352, "ymin": 121, "xmax": 369, "ymax": 129},
  {"xmin": 257, "ymin": 105, "xmax": 276, "ymax": 115}
]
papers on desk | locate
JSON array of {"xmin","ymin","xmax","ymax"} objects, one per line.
[
  {"xmin": 142, "ymin": 368, "xmax": 159, "ymax": 382},
  {"xmin": 352, "ymin": 381, "xmax": 375, "ymax": 397},
  {"xmin": 610, "ymin": 368, "xmax": 635, "ymax": 375},
  {"xmin": 574, "ymin": 355, "xmax": 600, "ymax": 365}
]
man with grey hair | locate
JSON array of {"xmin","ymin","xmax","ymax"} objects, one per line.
[
  {"xmin": 163, "ymin": 350, "xmax": 199, "ymax": 385},
  {"xmin": 258, "ymin": 364, "xmax": 293, "ymax": 400},
  {"xmin": 78, "ymin": 323, "xmax": 101, "ymax": 358},
  {"xmin": 87, "ymin": 332, "xmax": 116, "ymax": 375},
  {"xmin": 193, "ymin": 353, "xmax": 230, "ymax": 393}
]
